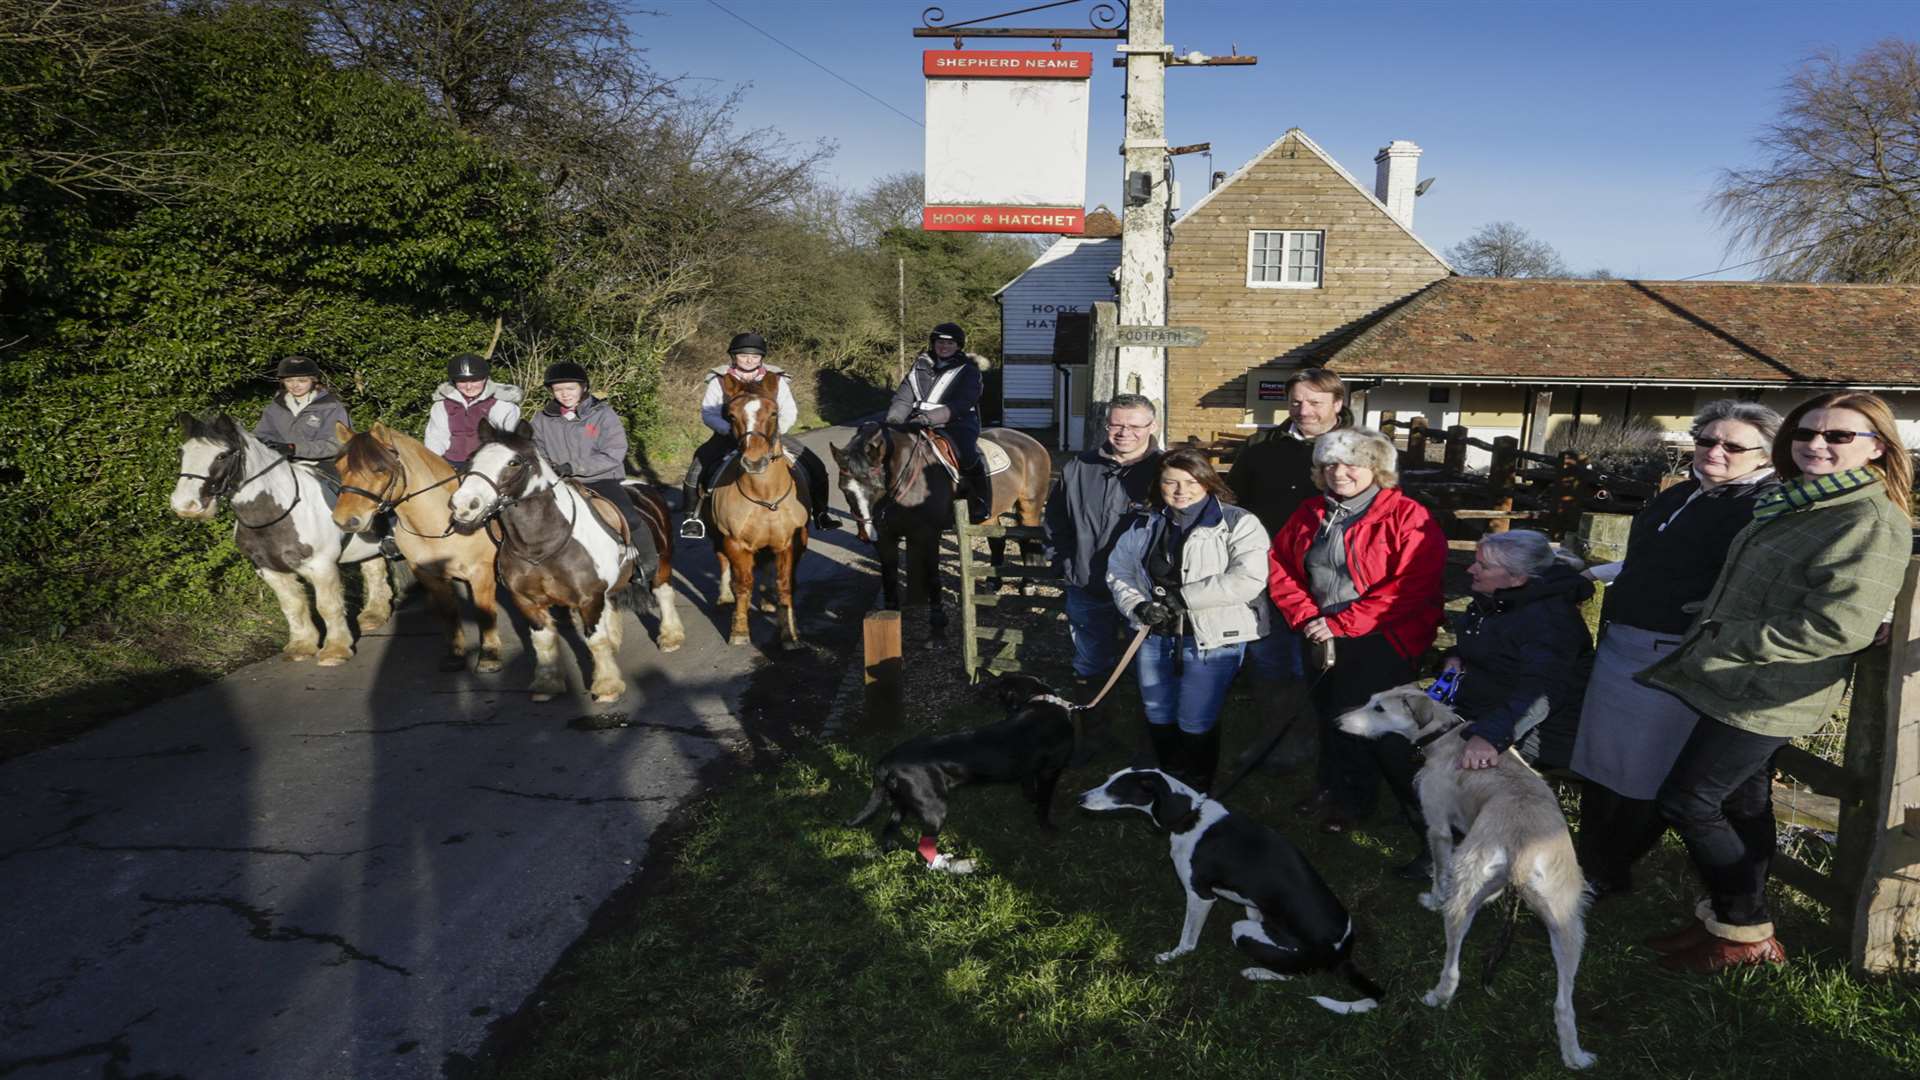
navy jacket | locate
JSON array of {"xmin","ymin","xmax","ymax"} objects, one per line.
[
  {"xmin": 1044, "ymin": 443, "xmax": 1163, "ymax": 593},
  {"xmin": 1448, "ymin": 563, "xmax": 1594, "ymax": 765},
  {"xmin": 886, "ymin": 351, "xmax": 984, "ymax": 463}
]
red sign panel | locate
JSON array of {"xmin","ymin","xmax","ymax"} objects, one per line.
[
  {"xmin": 923, "ymin": 206, "xmax": 1086, "ymax": 235},
  {"xmin": 922, "ymin": 50, "xmax": 1094, "ymax": 79}
]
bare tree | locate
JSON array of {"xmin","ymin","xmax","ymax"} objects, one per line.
[
  {"xmin": 849, "ymin": 171, "xmax": 924, "ymax": 247},
  {"xmin": 1444, "ymin": 221, "xmax": 1566, "ymax": 278},
  {"xmin": 1712, "ymin": 39, "xmax": 1920, "ymax": 283}
]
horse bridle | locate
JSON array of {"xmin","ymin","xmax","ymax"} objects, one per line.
[
  {"xmin": 336, "ymin": 444, "xmax": 460, "ymax": 539},
  {"xmin": 177, "ymin": 447, "xmax": 301, "ymax": 530},
  {"xmin": 724, "ymin": 390, "xmax": 797, "ymax": 510},
  {"xmin": 463, "ymin": 455, "xmax": 579, "ymax": 565},
  {"xmin": 845, "ymin": 425, "xmax": 933, "ymax": 535}
]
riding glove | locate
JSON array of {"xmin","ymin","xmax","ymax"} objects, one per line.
[
  {"xmin": 269, "ymin": 441, "xmax": 295, "ymax": 457},
  {"xmin": 556, "ymin": 462, "xmax": 575, "ymax": 477},
  {"xmin": 902, "ymin": 412, "xmax": 932, "ymax": 430}
]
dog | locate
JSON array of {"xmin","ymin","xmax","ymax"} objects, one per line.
[
  {"xmin": 1077, "ymin": 768, "xmax": 1383, "ymax": 1015},
  {"xmin": 1338, "ymin": 686, "xmax": 1596, "ymax": 1070},
  {"xmin": 844, "ymin": 673, "xmax": 1077, "ymax": 873}
]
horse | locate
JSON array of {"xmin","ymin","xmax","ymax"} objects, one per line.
[
  {"xmin": 830, "ymin": 424, "xmax": 1050, "ymax": 636},
  {"xmin": 169, "ymin": 412, "xmax": 396, "ymax": 666},
  {"xmin": 704, "ymin": 372, "xmax": 810, "ymax": 649},
  {"xmin": 448, "ymin": 420, "xmax": 683, "ymax": 703},
  {"xmin": 330, "ymin": 422, "xmax": 507, "ymax": 674}
]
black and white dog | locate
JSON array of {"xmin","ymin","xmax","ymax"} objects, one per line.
[
  {"xmin": 1078, "ymin": 768, "xmax": 1383, "ymax": 1014},
  {"xmin": 845, "ymin": 673, "xmax": 1077, "ymax": 873}
]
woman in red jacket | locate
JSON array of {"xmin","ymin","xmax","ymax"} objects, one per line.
[{"xmin": 1269, "ymin": 428, "xmax": 1447, "ymax": 870}]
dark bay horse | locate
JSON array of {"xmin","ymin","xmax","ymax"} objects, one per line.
[
  {"xmin": 706, "ymin": 372, "xmax": 810, "ymax": 649},
  {"xmin": 448, "ymin": 421, "xmax": 683, "ymax": 703},
  {"xmin": 830, "ymin": 424, "xmax": 1049, "ymax": 635}
]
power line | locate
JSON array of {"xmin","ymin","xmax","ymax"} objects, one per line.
[
  {"xmin": 705, "ymin": 1, "xmax": 924, "ymax": 129},
  {"xmin": 1677, "ymin": 240, "xmax": 1826, "ymax": 281}
]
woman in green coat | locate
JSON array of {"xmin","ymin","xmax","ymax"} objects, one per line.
[{"xmin": 1639, "ymin": 390, "xmax": 1912, "ymax": 973}]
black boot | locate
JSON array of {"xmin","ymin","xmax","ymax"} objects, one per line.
[
  {"xmin": 1393, "ymin": 838, "xmax": 1434, "ymax": 883},
  {"xmin": 962, "ymin": 461, "xmax": 993, "ymax": 525},
  {"xmin": 678, "ymin": 478, "xmax": 706, "ymax": 540},
  {"xmin": 372, "ymin": 512, "xmax": 405, "ymax": 561},
  {"xmin": 1178, "ymin": 726, "xmax": 1222, "ymax": 795},
  {"xmin": 1145, "ymin": 721, "xmax": 1181, "ymax": 773}
]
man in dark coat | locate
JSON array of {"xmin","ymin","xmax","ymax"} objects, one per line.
[{"xmin": 886, "ymin": 322, "xmax": 990, "ymax": 524}]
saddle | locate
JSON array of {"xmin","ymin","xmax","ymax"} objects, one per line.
[
  {"xmin": 922, "ymin": 432, "xmax": 1011, "ymax": 483},
  {"xmin": 566, "ymin": 478, "xmax": 632, "ymax": 546}
]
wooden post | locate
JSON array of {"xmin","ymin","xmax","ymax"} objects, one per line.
[
  {"xmin": 1848, "ymin": 555, "xmax": 1920, "ymax": 976},
  {"xmin": 1526, "ymin": 389, "xmax": 1555, "ymax": 454},
  {"xmin": 1083, "ymin": 300, "xmax": 1119, "ymax": 450},
  {"xmin": 1659, "ymin": 473, "xmax": 1687, "ymax": 492},
  {"xmin": 1552, "ymin": 450, "xmax": 1585, "ymax": 538},
  {"xmin": 1404, "ymin": 415, "xmax": 1428, "ymax": 472},
  {"xmin": 955, "ymin": 501, "xmax": 979, "ymax": 679},
  {"xmin": 1487, "ymin": 435, "xmax": 1519, "ymax": 534},
  {"xmin": 862, "ymin": 610, "xmax": 902, "ymax": 732},
  {"xmin": 1574, "ymin": 511, "xmax": 1632, "ymax": 636},
  {"xmin": 1444, "ymin": 424, "xmax": 1469, "ymax": 474}
]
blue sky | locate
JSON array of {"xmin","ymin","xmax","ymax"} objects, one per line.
[{"xmin": 646, "ymin": 1, "xmax": 1915, "ymax": 279}]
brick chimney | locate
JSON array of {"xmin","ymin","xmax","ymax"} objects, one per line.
[{"xmin": 1373, "ymin": 140, "xmax": 1422, "ymax": 229}]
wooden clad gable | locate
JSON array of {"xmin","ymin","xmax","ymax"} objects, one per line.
[{"xmin": 1167, "ymin": 129, "xmax": 1450, "ymax": 440}]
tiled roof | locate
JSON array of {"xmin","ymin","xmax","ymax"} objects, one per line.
[{"xmin": 1326, "ymin": 277, "xmax": 1920, "ymax": 386}]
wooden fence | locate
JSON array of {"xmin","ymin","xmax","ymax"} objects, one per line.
[{"xmin": 953, "ymin": 504, "xmax": 1052, "ymax": 680}]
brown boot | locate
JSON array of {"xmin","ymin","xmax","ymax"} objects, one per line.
[
  {"xmin": 1657, "ymin": 934, "xmax": 1786, "ymax": 974},
  {"xmin": 1644, "ymin": 921, "xmax": 1716, "ymax": 956}
]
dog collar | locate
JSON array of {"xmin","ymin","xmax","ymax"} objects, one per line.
[
  {"xmin": 1413, "ymin": 724, "xmax": 1468, "ymax": 752},
  {"xmin": 1028, "ymin": 693, "xmax": 1081, "ymax": 712}
]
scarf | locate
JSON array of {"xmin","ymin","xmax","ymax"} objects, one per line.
[
  {"xmin": 1750, "ymin": 467, "xmax": 1878, "ymax": 523},
  {"xmin": 730, "ymin": 364, "xmax": 767, "ymax": 384}
]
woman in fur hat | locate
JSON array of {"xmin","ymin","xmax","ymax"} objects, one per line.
[{"xmin": 1267, "ymin": 427, "xmax": 1447, "ymax": 868}]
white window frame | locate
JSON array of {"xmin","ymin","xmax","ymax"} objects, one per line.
[{"xmin": 1245, "ymin": 229, "xmax": 1324, "ymax": 289}]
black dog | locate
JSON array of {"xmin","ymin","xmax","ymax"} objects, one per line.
[
  {"xmin": 1078, "ymin": 768, "xmax": 1384, "ymax": 1013},
  {"xmin": 845, "ymin": 673, "xmax": 1076, "ymax": 872}
]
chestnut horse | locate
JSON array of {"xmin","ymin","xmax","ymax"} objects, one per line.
[
  {"xmin": 331, "ymin": 422, "xmax": 506, "ymax": 673},
  {"xmin": 830, "ymin": 425, "xmax": 1049, "ymax": 636},
  {"xmin": 705, "ymin": 372, "xmax": 809, "ymax": 649},
  {"xmin": 449, "ymin": 421, "xmax": 683, "ymax": 703},
  {"xmin": 170, "ymin": 412, "xmax": 395, "ymax": 665}
]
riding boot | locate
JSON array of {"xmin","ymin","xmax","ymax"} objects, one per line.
[
  {"xmin": 373, "ymin": 511, "xmax": 405, "ymax": 561},
  {"xmin": 962, "ymin": 460, "xmax": 993, "ymax": 525},
  {"xmin": 678, "ymin": 478, "xmax": 706, "ymax": 540},
  {"xmin": 1177, "ymin": 726, "xmax": 1222, "ymax": 795}
]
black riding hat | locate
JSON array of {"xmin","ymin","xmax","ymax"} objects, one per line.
[
  {"xmin": 543, "ymin": 361, "xmax": 589, "ymax": 387},
  {"xmin": 727, "ymin": 332, "xmax": 767, "ymax": 357},
  {"xmin": 447, "ymin": 352, "xmax": 490, "ymax": 381},
  {"xmin": 275, "ymin": 354, "xmax": 321, "ymax": 379},
  {"xmin": 929, "ymin": 322, "xmax": 967, "ymax": 350}
]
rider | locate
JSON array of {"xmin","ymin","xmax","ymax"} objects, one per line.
[
  {"xmin": 424, "ymin": 351, "xmax": 522, "ymax": 470},
  {"xmin": 254, "ymin": 354, "xmax": 352, "ymax": 481},
  {"xmin": 679, "ymin": 332, "xmax": 839, "ymax": 540},
  {"xmin": 886, "ymin": 322, "xmax": 991, "ymax": 525},
  {"xmin": 526, "ymin": 361, "xmax": 658, "ymax": 572}
]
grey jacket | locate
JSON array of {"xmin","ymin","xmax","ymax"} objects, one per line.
[
  {"xmin": 1044, "ymin": 442, "xmax": 1163, "ymax": 592},
  {"xmin": 527, "ymin": 395, "xmax": 629, "ymax": 484},
  {"xmin": 1107, "ymin": 499, "xmax": 1273, "ymax": 650},
  {"xmin": 254, "ymin": 389, "xmax": 352, "ymax": 459}
]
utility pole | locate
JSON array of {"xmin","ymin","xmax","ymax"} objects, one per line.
[
  {"xmin": 897, "ymin": 256, "xmax": 907, "ymax": 381},
  {"xmin": 1117, "ymin": 0, "xmax": 1169, "ymax": 420}
]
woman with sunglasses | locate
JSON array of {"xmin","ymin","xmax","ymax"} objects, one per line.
[
  {"xmin": 1639, "ymin": 390, "xmax": 1912, "ymax": 973},
  {"xmin": 1570, "ymin": 400, "xmax": 1782, "ymax": 901}
]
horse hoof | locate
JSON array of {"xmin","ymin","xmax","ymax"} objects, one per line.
[
  {"xmin": 316, "ymin": 652, "xmax": 351, "ymax": 667},
  {"xmin": 439, "ymin": 654, "xmax": 469, "ymax": 673},
  {"xmin": 729, "ymin": 633, "xmax": 751, "ymax": 646},
  {"xmin": 530, "ymin": 691, "xmax": 556, "ymax": 703},
  {"xmin": 357, "ymin": 613, "xmax": 390, "ymax": 633},
  {"xmin": 475, "ymin": 656, "xmax": 504, "ymax": 674},
  {"xmin": 657, "ymin": 634, "xmax": 685, "ymax": 653},
  {"xmin": 591, "ymin": 689, "xmax": 624, "ymax": 704}
]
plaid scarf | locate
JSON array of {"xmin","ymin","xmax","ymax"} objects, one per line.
[{"xmin": 1750, "ymin": 467, "xmax": 1878, "ymax": 523}]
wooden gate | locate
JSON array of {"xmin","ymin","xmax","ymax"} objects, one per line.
[{"xmin": 953, "ymin": 502, "xmax": 1050, "ymax": 680}]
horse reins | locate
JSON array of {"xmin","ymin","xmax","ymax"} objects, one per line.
[
  {"xmin": 336, "ymin": 447, "xmax": 462, "ymax": 539},
  {"xmin": 178, "ymin": 448, "xmax": 302, "ymax": 530},
  {"xmin": 466, "ymin": 465, "xmax": 580, "ymax": 565}
]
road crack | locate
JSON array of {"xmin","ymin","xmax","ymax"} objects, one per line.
[
  {"xmin": 137, "ymin": 894, "xmax": 412, "ymax": 977},
  {"xmin": 469, "ymin": 785, "xmax": 670, "ymax": 807}
]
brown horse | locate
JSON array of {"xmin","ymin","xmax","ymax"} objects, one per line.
[
  {"xmin": 706, "ymin": 372, "xmax": 809, "ymax": 649},
  {"xmin": 331, "ymin": 422, "xmax": 506, "ymax": 673},
  {"xmin": 830, "ymin": 425, "xmax": 1050, "ymax": 635}
]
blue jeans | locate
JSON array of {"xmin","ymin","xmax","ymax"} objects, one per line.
[
  {"xmin": 1064, "ymin": 583, "xmax": 1129, "ymax": 680},
  {"xmin": 1242, "ymin": 621, "xmax": 1306, "ymax": 683},
  {"xmin": 1135, "ymin": 634, "xmax": 1246, "ymax": 734}
]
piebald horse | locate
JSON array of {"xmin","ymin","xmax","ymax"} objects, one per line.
[
  {"xmin": 705, "ymin": 372, "xmax": 809, "ymax": 649},
  {"xmin": 449, "ymin": 420, "xmax": 683, "ymax": 703},
  {"xmin": 170, "ymin": 412, "xmax": 395, "ymax": 665},
  {"xmin": 830, "ymin": 424, "xmax": 1049, "ymax": 636},
  {"xmin": 331, "ymin": 422, "xmax": 506, "ymax": 673}
]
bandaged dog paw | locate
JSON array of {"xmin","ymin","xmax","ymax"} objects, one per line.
[
  {"xmin": 1154, "ymin": 947, "xmax": 1191, "ymax": 964},
  {"xmin": 925, "ymin": 853, "xmax": 976, "ymax": 875}
]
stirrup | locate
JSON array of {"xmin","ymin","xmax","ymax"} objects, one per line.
[
  {"xmin": 379, "ymin": 536, "xmax": 405, "ymax": 561},
  {"xmin": 679, "ymin": 517, "xmax": 706, "ymax": 540}
]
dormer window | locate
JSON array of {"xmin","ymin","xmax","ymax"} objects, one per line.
[{"xmin": 1247, "ymin": 230, "xmax": 1323, "ymax": 288}]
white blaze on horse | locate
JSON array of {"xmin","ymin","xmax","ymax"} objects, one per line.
[
  {"xmin": 448, "ymin": 420, "xmax": 683, "ymax": 703},
  {"xmin": 169, "ymin": 412, "xmax": 395, "ymax": 666},
  {"xmin": 332, "ymin": 422, "xmax": 506, "ymax": 674},
  {"xmin": 704, "ymin": 372, "xmax": 809, "ymax": 648}
]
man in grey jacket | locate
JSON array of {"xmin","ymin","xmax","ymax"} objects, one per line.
[{"xmin": 1044, "ymin": 393, "xmax": 1163, "ymax": 707}]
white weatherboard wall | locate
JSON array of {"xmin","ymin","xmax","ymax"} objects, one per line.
[
  {"xmin": 996, "ymin": 237, "xmax": 1120, "ymax": 357},
  {"xmin": 925, "ymin": 80, "xmax": 1088, "ymax": 208}
]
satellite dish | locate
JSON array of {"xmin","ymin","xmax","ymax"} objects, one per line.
[{"xmin": 1414, "ymin": 177, "xmax": 1436, "ymax": 197}]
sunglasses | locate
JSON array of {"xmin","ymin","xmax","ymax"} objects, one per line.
[
  {"xmin": 1693, "ymin": 436, "xmax": 1763, "ymax": 454},
  {"xmin": 1789, "ymin": 428, "xmax": 1879, "ymax": 445}
]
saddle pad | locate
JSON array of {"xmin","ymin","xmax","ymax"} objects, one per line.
[{"xmin": 980, "ymin": 439, "xmax": 1011, "ymax": 477}]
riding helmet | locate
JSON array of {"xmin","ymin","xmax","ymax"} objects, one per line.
[
  {"xmin": 447, "ymin": 352, "xmax": 490, "ymax": 381},
  {"xmin": 542, "ymin": 361, "xmax": 590, "ymax": 387},
  {"xmin": 275, "ymin": 354, "xmax": 321, "ymax": 379},
  {"xmin": 929, "ymin": 322, "xmax": 967, "ymax": 350},
  {"xmin": 727, "ymin": 332, "xmax": 768, "ymax": 357}
]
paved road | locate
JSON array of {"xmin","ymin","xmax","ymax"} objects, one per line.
[{"xmin": 0, "ymin": 425, "xmax": 877, "ymax": 1080}]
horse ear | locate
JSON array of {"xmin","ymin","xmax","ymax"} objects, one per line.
[
  {"xmin": 828, "ymin": 442, "xmax": 845, "ymax": 464},
  {"xmin": 176, "ymin": 411, "xmax": 197, "ymax": 437},
  {"xmin": 214, "ymin": 414, "xmax": 243, "ymax": 442},
  {"xmin": 366, "ymin": 422, "xmax": 395, "ymax": 448},
  {"xmin": 334, "ymin": 420, "xmax": 356, "ymax": 444},
  {"xmin": 477, "ymin": 417, "xmax": 497, "ymax": 444}
]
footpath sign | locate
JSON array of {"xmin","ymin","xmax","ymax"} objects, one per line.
[
  {"xmin": 1115, "ymin": 325, "xmax": 1207, "ymax": 347},
  {"xmin": 923, "ymin": 49, "xmax": 1091, "ymax": 234}
]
